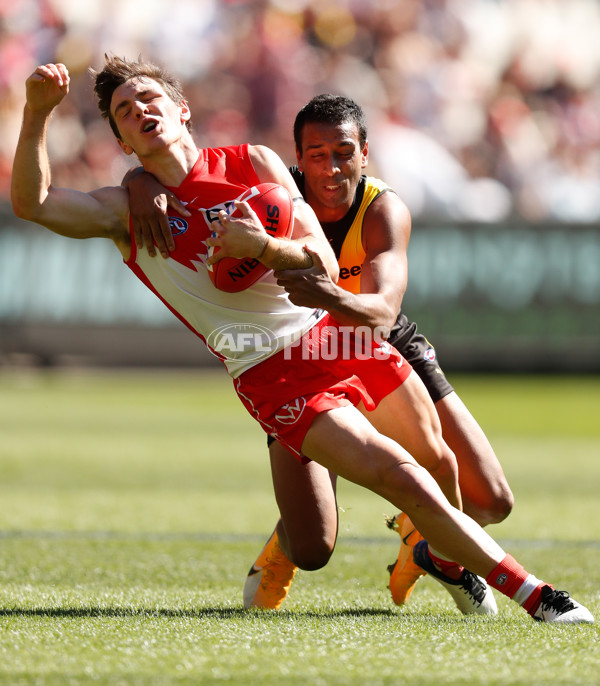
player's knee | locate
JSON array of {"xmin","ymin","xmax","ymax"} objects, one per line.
[
  {"xmin": 289, "ymin": 537, "xmax": 335, "ymax": 571},
  {"xmin": 464, "ymin": 484, "xmax": 514, "ymax": 526},
  {"xmin": 377, "ymin": 457, "xmax": 448, "ymax": 516},
  {"xmin": 486, "ymin": 486, "xmax": 514, "ymax": 524},
  {"xmin": 426, "ymin": 443, "xmax": 459, "ymax": 485}
]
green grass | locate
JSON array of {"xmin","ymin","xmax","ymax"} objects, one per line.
[{"xmin": 0, "ymin": 369, "xmax": 598, "ymax": 685}]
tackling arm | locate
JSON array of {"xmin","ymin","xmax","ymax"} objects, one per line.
[
  {"xmin": 275, "ymin": 191, "xmax": 411, "ymax": 336},
  {"xmin": 122, "ymin": 168, "xmax": 190, "ymax": 258}
]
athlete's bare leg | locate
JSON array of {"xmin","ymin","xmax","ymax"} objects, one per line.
[
  {"xmin": 268, "ymin": 369, "xmax": 461, "ymax": 571},
  {"xmin": 360, "ymin": 371, "xmax": 462, "ymax": 510},
  {"xmin": 436, "ymin": 392, "xmax": 514, "ymax": 526},
  {"xmin": 302, "ymin": 405, "xmax": 505, "ymax": 577},
  {"xmin": 270, "ymin": 440, "xmax": 338, "ymax": 569}
]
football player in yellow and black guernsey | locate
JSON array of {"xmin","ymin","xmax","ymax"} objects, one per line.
[{"xmin": 244, "ymin": 94, "xmax": 515, "ymax": 612}]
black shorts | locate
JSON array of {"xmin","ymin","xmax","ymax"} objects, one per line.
[
  {"xmin": 266, "ymin": 312, "xmax": 453, "ymax": 448},
  {"xmin": 388, "ymin": 312, "xmax": 454, "ymax": 404}
]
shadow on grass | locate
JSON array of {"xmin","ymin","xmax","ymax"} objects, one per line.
[
  {"xmin": 0, "ymin": 606, "xmax": 391, "ymax": 619},
  {"xmin": 0, "ymin": 606, "xmax": 486, "ymax": 626}
]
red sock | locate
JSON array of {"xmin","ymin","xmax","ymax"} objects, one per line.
[
  {"xmin": 486, "ymin": 554, "xmax": 548, "ymax": 615},
  {"xmin": 427, "ymin": 549, "xmax": 464, "ymax": 580}
]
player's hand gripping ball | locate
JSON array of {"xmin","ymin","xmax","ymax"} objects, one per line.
[{"xmin": 208, "ymin": 183, "xmax": 294, "ymax": 292}]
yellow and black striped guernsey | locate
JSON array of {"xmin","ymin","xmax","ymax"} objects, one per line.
[{"xmin": 290, "ymin": 169, "xmax": 393, "ymax": 294}]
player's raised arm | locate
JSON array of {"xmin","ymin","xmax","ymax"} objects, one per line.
[{"xmin": 11, "ymin": 63, "xmax": 129, "ymax": 250}]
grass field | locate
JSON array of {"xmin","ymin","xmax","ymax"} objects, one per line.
[{"xmin": 0, "ymin": 369, "xmax": 598, "ymax": 685}]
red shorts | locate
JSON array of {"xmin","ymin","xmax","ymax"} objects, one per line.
[{"xmin": 233, "ymin": 315, "xmax": 412, "ymax": 461}]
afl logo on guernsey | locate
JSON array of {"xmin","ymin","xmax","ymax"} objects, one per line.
[
  {"xmin": 168, "ymin": 216, "xmax": 188, "ymax": 236},
  {"xmin": 424, "ymin": 347, "xmax": 436, "ymax": 363}
]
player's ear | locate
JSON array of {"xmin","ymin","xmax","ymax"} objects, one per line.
[
  {"xmin": 296, "ymin": 146, "xmax": 304, "ymax": 171},
  {"xmin": 180, "ymin": 100, "xmax": 191, "ymax": 124},
  {"xmin": 117, "ymin": 138, "xmax": 134, "ymax": 156},
  {"xmin": 361, "ymin": 139, "xmax": 369, "ymax": 168}
]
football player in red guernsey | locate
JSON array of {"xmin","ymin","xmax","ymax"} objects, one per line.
[
  {"xmin": 12, "ymin": 57, "xmax": 593, "ymax": 624},
  {"xmin": 125, "ymin": 99, "xmax": 511, "ymax": 616}
]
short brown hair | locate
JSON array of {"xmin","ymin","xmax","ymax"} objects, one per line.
[
  {"xmin": 91, "ymin": 54, "xmax": 191, "ymax": 139},
  {"xmin": 294, "ymin": 94, "xmax": 367, "ymax": 152}
]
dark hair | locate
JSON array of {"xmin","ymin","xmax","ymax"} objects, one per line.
[
  {"xmin": 293, "ymin": 94, "xmax": 367, "ymax": 151},
  {"xmin": 91, "ymin": 54, "xmax": 191, "ymax": 139}
]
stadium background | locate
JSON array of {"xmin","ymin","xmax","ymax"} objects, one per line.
[{"xmin": 1, "ymin": 0, "xmax": 599, "ymax": 372}]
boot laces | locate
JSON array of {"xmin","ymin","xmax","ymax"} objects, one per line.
[
  {"xmin": 540, "ymin": 587, "xmax": 575, "ymax": 614},
  {"xmin": 460, "ymin": 571, "xmax": 487, "ymax": 605}
]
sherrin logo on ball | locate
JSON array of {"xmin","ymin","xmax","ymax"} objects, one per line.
[{"xmin": 208, "ymin": 183, "xmax": 294, "ymax": 293}]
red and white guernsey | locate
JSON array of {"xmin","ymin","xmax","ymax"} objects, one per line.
[{"xmin": 125, "ymin": 144, "xmax": 324, "ymax": 377}]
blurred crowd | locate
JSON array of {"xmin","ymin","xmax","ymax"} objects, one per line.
[{"xmin": 2, "ymin": 0, "xmax": 600, "ymax": 223}]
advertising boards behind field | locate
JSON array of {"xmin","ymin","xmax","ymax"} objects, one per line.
[{"xmin": 1, "ymin": 212, "xmax": 598, "ymax": 371}]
